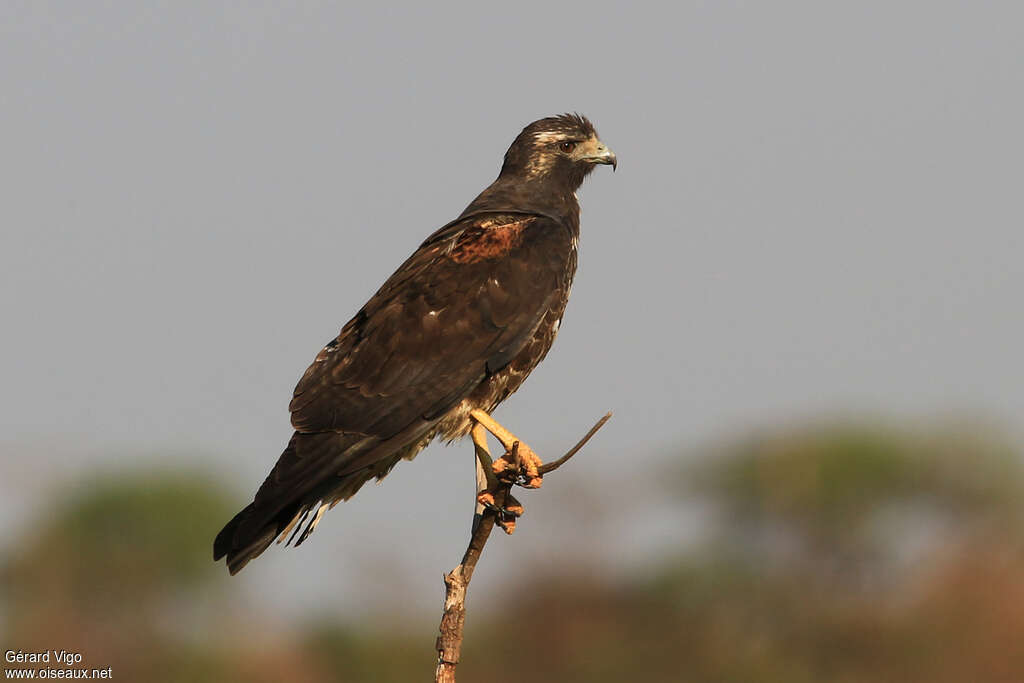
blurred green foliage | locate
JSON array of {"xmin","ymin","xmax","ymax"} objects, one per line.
[
  {"xmin": 3, "ymin": 423, "xmax": 1023, "ymax": 682},
  {"xmin": 690, "ymin": 424, "xmax": 1024, "ymax": 530}
]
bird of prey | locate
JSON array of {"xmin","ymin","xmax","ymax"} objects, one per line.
[{"xmin": 214, "ymin": 114, "xmax": 616, "ymax": 574}]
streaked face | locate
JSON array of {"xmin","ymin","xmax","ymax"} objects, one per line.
[
  {"xmin": 500, "ymin": 114, "xmax": 616, "ymax": 189},
  {"xmin": 523, "ymin": 126, "xmax": 617, "ymax": 180}
]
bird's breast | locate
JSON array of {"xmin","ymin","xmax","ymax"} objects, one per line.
[{"xmin": 436, "ymin": 246, "xmax": 577, "ymax": 442}]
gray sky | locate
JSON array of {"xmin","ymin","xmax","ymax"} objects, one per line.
[{"xmin": 2, "ymin": 2, "xmax": 1022, "ymax": 618}]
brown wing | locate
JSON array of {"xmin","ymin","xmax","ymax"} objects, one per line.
[
  {"xmin": 220, "ymin": 213, "xmax": 574, "ymax": 560},
  {"xmin": 288, "ymin": 212, "xmax": 571, "ymax": 439}
]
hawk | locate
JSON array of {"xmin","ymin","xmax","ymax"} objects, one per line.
[{"xmin": 214, "ymin": 114, "xmax": 616, "ymax": 574}]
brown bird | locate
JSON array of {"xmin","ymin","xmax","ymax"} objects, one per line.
[{"xmin": 214, "ymin": 114, "xmax": 616, "ymax": 574}]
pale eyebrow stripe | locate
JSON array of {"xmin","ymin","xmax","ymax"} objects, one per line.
[{"xmin": 533, "ymin": 131, "xmax": 568, "ymax": 142}]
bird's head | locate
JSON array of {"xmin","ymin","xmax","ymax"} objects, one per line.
[{"xmin": 499, "ymin": 114, "xmax": 616, "ymax": 192}]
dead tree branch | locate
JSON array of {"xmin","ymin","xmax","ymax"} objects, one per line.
[{"xmin": 434, "ymin": 411, "xmax": 612, "ymax": 682}]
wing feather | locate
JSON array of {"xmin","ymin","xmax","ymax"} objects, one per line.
[
  {"xmin": 216, "ymin": 212, "xmax": 574, "ymax": 571},
  {"xmin": 288, "ymin": 214, "xmax": 568, "ymax": 436},
  {"xmin": 239, "ymin": 213, "xmax": 570, "ymax": 531}
]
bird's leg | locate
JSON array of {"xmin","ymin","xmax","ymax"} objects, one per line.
[
  {"xmin": 469, "ymin": 409, "xmax": 544, "ymax": 489},
  {"xmin": 471, "ymin": 423, "xmax": 523, "ymax": 534},
  {"xmin": 473, "ymin": 425, "xmax": 491, "ymax": 517}
]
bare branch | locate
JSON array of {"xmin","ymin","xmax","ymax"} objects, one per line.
[{"xmin": 434, "ymin": 412, "xmax": 612, "ymax": 682}]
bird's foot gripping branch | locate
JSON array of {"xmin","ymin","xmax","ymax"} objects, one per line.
[
  {"xmin": 434, "ymin": 412, "xmax": 612, "ymax": 683},
  {"xmin": 470, "ymin": 408, "xmax": 547, "ymax": 533},
  {"xmin": 475, "ymin": 445, "xmax": 527, "ymax": 534},
  {"xmin": 470, "ymin": 408, "xmax": 544, "ymax": 490}
]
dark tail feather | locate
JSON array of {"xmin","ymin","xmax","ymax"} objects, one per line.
[
  {"xmin": 213, "ymin": 502, "xmax": 291, "ymax": 575},
  {"xmin": 213, "ymin": 430, "xmax": 411, "ymax": 574}
]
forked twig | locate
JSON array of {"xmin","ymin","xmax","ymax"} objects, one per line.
[{"xmin": 434, "ymin": 412, "xmax": 612, "ymax": 682}]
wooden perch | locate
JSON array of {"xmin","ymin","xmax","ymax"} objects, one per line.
[{"xmin": 434, "ymin": 411, "xmax": 612, "ymax": 683}]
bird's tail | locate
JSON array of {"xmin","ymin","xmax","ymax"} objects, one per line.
[
  {"xmin": 213, "ymin": 431, "xmax": 384, "ymax": 575},
  {"xmin": 213, "ymin": 503, "xmax": 282, "ymax": 575}
]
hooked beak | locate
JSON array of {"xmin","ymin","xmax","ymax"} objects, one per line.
[{"xmin": 575, "ymin": 138, "xmax": 617, "ymax": 171}]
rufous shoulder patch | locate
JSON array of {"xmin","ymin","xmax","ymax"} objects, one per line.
[{"xmin": 449, "ymin": 217, "xmax": 534, "ymax": 264}]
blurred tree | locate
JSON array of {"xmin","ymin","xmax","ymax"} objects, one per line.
[
  {"xmin": 1, "ymin": 469, "xmax": 327, "ymax": 682},
  {"xmin": 454, "ymin": 423, "xmax": 1024, "ymax": 682},
  {"xmin": 682, "ymin": 423, "xmax": 1024, "ymax": 589},
  {"xmin": 4, "ymin": 424, "xmax": 1023, "ymax": 682},
  {"xmin": 4, "ymin": 470, "xmax": 231, "ymax": 630}
]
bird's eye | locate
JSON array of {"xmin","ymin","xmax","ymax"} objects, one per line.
[{"xmin": 559, "ymin": 141, "xmax": 577, "ymax": 153}]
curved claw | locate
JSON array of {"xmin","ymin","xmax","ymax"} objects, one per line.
[
  {"xmin": 492, "ymin": 441, "xmax": 544, "ymax": 489},
  {"xmin": 476, "ymin": 490, "xmax": 523, "ymax": 534}
]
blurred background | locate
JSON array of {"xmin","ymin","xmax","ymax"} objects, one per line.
[{"xmin": 2, "ymin": 2, "xmax": 1022, "ymax": 681}]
